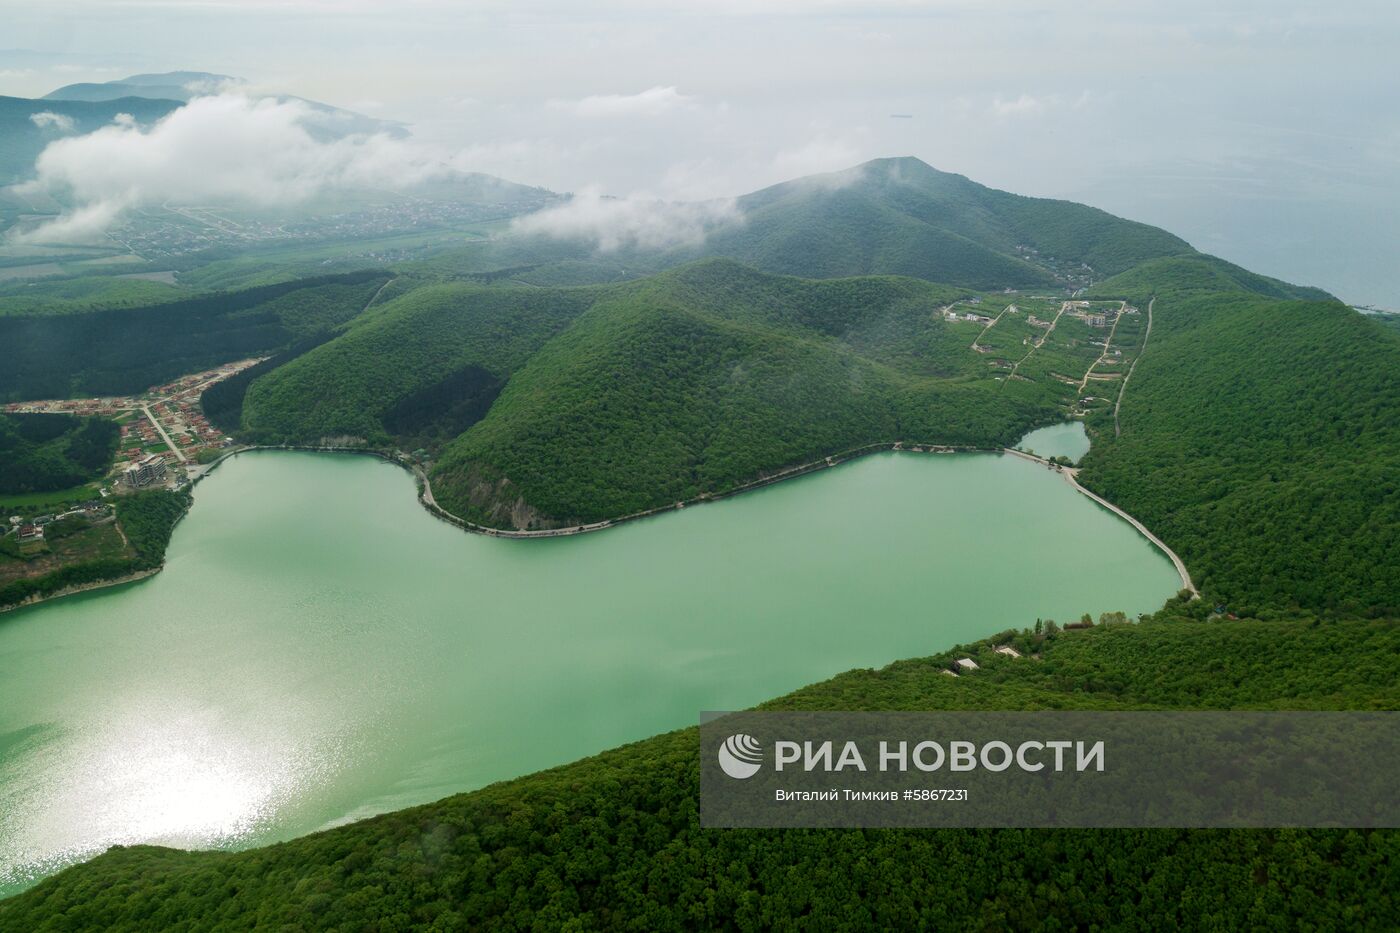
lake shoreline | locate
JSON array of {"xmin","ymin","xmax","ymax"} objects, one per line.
[
  {"xmin": 0, "ymin": 567, "xmax": 161, "ymax": 615},
  {"xmin": 195, "ymin": 439, "xmax": 1196, "ymax": 595},
  {"xmin": 0, "ymin": 443, "xmax": 1185, "ymax": 900}
]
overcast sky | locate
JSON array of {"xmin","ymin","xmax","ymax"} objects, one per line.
[{"xmin": 3, "ymin": 1, "xmax": 1397, "ymax": 304}]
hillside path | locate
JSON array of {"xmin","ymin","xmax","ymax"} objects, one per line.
[
  {"xmin": 1005, "ymin": 300, "xmax": 1069, "ymax": 383},
  {"xmin": 1077, "ymin": 301, "xmax": 1126, "ymax": 393},
  {"xmin": 1113, "ymin": 296, "xmax": 1155, "ymax": 436},
  {"xmin": 970, "ymin": 303, "xmax": 1015, "ymax": 349}
]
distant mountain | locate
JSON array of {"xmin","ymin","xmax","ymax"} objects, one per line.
[
  {"xmin": 0, "ymin": 72, "xmax": 411, "ymax": 187},
  {"xmin": 42, "ymin": 71, "xmax": 406, "ymax": 140},
  {"xmin": 42, "ymin": 70, "xmax": 237, "ymax": 103},
  {"xmin": 432, "ymin": 156, "xmax": 1199, "ymax": 291},
  {"xmin": 0, "ymin": 94, "xmax": 181, "ymax": 185},
  {"xmin": 678, "ymin": 156, "xmax": 1196, "ymax": 288}
]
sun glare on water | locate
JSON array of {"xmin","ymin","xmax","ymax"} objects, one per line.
[{"xmin": 0, "ymin": 700, "xmax": 344, "ymax": 891}]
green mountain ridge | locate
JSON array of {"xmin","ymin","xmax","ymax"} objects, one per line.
[
  {"xmin": 419, "ymin": 156, "xmax": 1201, "ymax": 292},
  {"xmin": 678, "ymin": 156, "xmax": 1196, "ymax": 286},
  {"xmin": 41, "ymin": 71, "xmax": 238, "ymax": 103},
  {"xmin": 0, "ymin": 270, "xmax": 392, "ymax": 400},
  {"xmin": 429, "ymin": 260, "xmax": 1047, "ymax": 527}
]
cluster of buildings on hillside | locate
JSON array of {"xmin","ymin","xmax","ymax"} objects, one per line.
[
  {"xmin": 3, "ymin": 360, "xmax": 261, "ymax": 420},
  {"xmin": 1065, "ymin": 302, "xmax": 1138, "ymax": 330},
  {"xmin": 8, "ymin": 361, "xmax": 249, "ymax": 473},
  {"xmin": 120, "ymin": 418, "xmax": 162, "ymax": 458},
  {"xmin": 944, "ymin": 307, "xmax": 995, "ymax": 325},
  {"xmin": 3, "ymin": 397, "xmax": 132, "ymax": 417}
]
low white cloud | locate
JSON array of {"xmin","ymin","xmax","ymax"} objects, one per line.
[
  {"xmin": 28, "ymin": 111, "xmax": 76, "ymax": 132},
  {"xmin": 562, "ymin": 86, "xmax": 695, "ymax": 118},
  {"xmin": 991, "ymin": 94, "xmax": 1045, "ymax": 117},
  {"xmin": 12, "ymin": 93, "xmax": 474, "ymax": 244},
  {"xmin": 13, "ymin": 199, "xmax": 131, "ymax": 244},
  {"xmin": 13, "ymin": 92, "xmax": 737, "ymax": 249},
  {"xmin": 510, "ymin": 187, "xmax": 740, "ymax": 251},
  {"xmin": 182, "ymin": 75, "xmax": 241, "ymax": 95},
  {"xmin": 991, "ymin": 91, "xmax": 1093, "ymax": 118}
]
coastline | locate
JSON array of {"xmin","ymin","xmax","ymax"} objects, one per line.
[
  {"xmin": 79, "ymin": 436, "xmax": 1198, "ymax": 604},
  {"xmin": 38, "ymin": 434, "xmax": 1192, "ymax": 602},
  {"xmin": 2, "ymin": 482, "xmax": 196, "ymax": 616},
  {"xmin": 1059, "ymin": 466, "xmax": 1197, "ymax": 597},
  {"xmin": 0, "ymin": 567, "xmax": 161, "ymax": 615}
]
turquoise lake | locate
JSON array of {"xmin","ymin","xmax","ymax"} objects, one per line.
[{"xmin": 0, "ymin": 444, "xmax": 1178, "ymax": 895}]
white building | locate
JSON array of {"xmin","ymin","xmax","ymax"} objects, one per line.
[{"xmin": 122, "ymin": 454, "xmax": 167, "ymax": 489}]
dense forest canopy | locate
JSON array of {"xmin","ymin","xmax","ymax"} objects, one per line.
[
  {"xmin": 1078, "ymin": 258, "xmax": 1400, "ymax": 617},
  {"xmin": 0, "ymin": 413, "xmax": 118, "ymax": 493},
  {"xmin": 0, "ymin": 271, "xmax": 389, "ymax": 401},
  {"xmin": 429, "ymin": 261, "xmax": 1050, "ymax": 527}
]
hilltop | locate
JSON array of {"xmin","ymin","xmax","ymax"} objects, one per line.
[
  {"xmin": 1, "ymin": 71, "xmax": 408, "ymax": 188},
  {"xmin": 428, "ymin": 260, "xmax": 1044, "ymax": 526},
  {"xmin": 422, "ymin": 156, "xmax": 1198, "ymax": 292},
  {"xmin": 682, "ymin": 156, "xmax": 1195, "ymax": 287},
  {"xmin": 41, "ymin": 71, "xmax": 237, "ymax": 103},
  {"xmin": 40, "ymin": 71, "xmax": 406, "ymax": 138}
]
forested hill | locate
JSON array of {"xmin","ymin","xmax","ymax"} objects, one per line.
[
  {"xmin": 0, "ymin": 413, "xmax": 118, "ymax": 493},
  {"xmin": 1078, "ymin": 255, "xmax": 1400, "ymax": 616},
  {"xmin": 429, "ymin": 261, "xmax": 1055, "ymax": 527},
  {"xmin": 409, "ymin": 156, "xmax": 1199, "ymax": 290},
  {"xmin": 0, "ymin": 271, "xmax": 391, "ymax": 400},
  {"xmin": 5, "ymin": 612, "xmax": 1397, "ymax": 930},
  {"xmin": 679, "ymin": 156, "xmax": 1196, "ymax": 287}
]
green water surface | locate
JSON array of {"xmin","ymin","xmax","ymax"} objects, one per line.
[
  {"xmin": 0, "ymin": 447, "xmax": 1177, "ymax": 894},
  {"xmin": 1016, "ymin": 421, "xmax": 1091, "ymax": 463}
]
